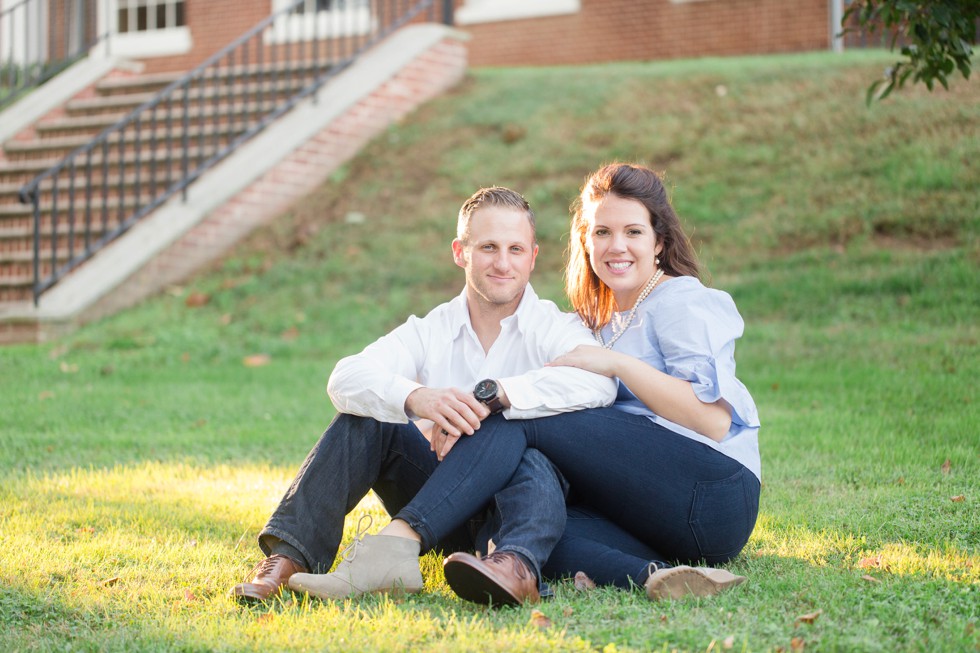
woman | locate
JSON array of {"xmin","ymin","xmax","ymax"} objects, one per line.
[{"xmin": 437, "ymin": 162, "xmax": 761, "ymax": 601}]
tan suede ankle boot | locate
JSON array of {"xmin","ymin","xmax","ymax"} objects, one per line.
[{"xmin": 288, "ymin": 533, "xmax": 423, "ymax": 600}]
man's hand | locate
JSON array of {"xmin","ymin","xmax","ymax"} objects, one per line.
[
  {"xmin": 428, "ymin": 423, "xmax": 460, "ymax": 461},
  {"xmin": 405, "ymin": 387, "xmax": 489, "ymax": 460}
]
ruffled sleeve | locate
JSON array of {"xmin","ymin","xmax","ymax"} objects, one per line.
[{"xmin": 647, "ymin": 283, "xmax": 760, "ymax": 431}]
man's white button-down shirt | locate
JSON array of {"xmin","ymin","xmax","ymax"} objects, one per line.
[{"xmin": 328, "ymin": 285, "xmax": 617, "ymax": 427}]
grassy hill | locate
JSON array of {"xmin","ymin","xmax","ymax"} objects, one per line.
[{"xmin": 0, "ymin": 50, "xmax": 977, "ymax": 652}]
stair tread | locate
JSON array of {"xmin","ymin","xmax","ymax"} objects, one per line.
[{"xmin": 96, "ymin": 70, "xmax": 185, "ymax": 91}]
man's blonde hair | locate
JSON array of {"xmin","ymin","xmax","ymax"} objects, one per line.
[{"xmin": 457, "ymin": 187, "xmax": 536, "ymax": 243}]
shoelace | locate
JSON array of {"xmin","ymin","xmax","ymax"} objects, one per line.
[
  {"xmin": 336, "ymin": 514, "xmax": 374, "ymax": 564},
  {"xmin": 247, "ymin": 553, "xmax": 296, "ymax": 582},
  {"xmin": 646, "ymin": 560, "xmax": 671, "ymax": 579}
]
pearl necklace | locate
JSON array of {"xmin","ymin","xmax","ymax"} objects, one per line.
[{"xmin": 594, "ymin": 268, "xmax": 664, "ymax": 349}]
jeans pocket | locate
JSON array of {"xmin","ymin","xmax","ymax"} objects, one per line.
[{"xmin": 688, "ymin": 467, "xmax": 760, "ymax": 563}]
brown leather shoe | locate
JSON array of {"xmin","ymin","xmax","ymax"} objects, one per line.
[
  {"xmin": 443, "ymin": 551, "xmax": 540, "ymax": 606},
  {"xmin": 231, "ymin": 554, "xmax": 306, "ymax": 602}
]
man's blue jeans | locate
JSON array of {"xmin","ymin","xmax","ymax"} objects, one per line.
[
  {"xmin": 397, "ymin": 408, "xmax": 760, "ymax": 588},
  {"xmin": 260, "ymin": 413, "xmax": 565, "ymax": 583}
]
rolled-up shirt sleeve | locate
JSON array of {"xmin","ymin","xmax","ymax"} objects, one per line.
[
  {"xmin": 499, "ymin": 313, "xmax": 617, "ymax": 419},
  {"xmin": 654, "ymin": 292, "xmax": 760, "ymax": 430},
  {"xmin": 327, "ymin": 317, "xmax": 426, "ymax": 423}
]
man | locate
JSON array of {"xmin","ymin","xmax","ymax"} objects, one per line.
[{"xmin": 231, "ymin": 186, "xmax": 616, "ymax": 605}]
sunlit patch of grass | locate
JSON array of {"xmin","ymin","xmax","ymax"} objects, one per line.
[{"xmin": 749, "ymin": 518, "xmax": 979, "ymax": 582}]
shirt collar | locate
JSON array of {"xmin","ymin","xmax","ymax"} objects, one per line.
[{"xmin": 449, "ymin": 284, "xmax": 540, "ymax": 336}]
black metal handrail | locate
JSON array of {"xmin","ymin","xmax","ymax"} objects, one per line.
[
  {"xmin": 0, "ymin": 0, "xmax": 109, "ymax": 111},
  {"xmin": 19, "ymin": 0, "xmax": 452, "ymax": 304}
]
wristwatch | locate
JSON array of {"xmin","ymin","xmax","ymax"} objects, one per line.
[{"xmin": 473, "ymin": 378, "xmax": 504, "ymax": 414}]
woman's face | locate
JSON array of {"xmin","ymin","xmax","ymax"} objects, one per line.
[{"xmin": 585, "ymin": 194, "xmax": 663, "ymax": 308}]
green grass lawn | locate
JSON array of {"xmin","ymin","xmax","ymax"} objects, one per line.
[{"xmin": 1, "ymin": 49, "xmax": 978, "ymax": 651}]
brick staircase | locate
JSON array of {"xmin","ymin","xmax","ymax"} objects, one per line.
[
  {"xmin": 0, "ymin": 62, "xmax": 324, "ymax": 305},
  {"xmin": 0, "ymin": 23, "xmax": 467, "ymax": 345}
]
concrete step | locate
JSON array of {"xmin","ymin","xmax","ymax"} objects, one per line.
[
  {"xmin": 66, "ymin": 74, "xmax": 318, "ymax": 117},
  {"xmin": 0, "ymin": 165, "xmax": 191, "ymax": 203},
  {"xmin": 0, "ymin": 194, "xmax": 155, "ymax": 219},
  {"xmin": 93, "ymin": 60, "xmax": 331, "ymax": 96},
  {"xmin": 35, "ymin": 101, "xmax": 280, "ymax": 139},
  {"xmin": 0, "ymin": 146, "xmax": 216, "ymax": 186},
  {"xmin": 3, "ymin": 123, "xmax": 248, "ymax": 162}
]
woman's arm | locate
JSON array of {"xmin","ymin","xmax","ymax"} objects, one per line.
[{"xmin": 549, "ymin": 346, "xmax": 732, "ymax": 442}]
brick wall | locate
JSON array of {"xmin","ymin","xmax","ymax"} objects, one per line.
[
  {"xmin": 136, "ymin": 1, "xmax": 454, "ymax": 74},
  {"xmin": 78, "ymin": 35, "xmax": 467, "ymax": 326},
  {"xmin": 138, "ymin": 2, "xmax": 266, "ymax": 74},
  {"xmin": 456, "ymin": 0, "xmax": 830, "ymax": 67},
  {"xmin": 132, "ymin": 0, "xmax": 827, "ymax": 74}
]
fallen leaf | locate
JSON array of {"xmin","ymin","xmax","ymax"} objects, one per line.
[
  {"xmin": 574, "ymin": 571, "xmax": 596, "ymax": 591},
  {"xmin": 796, "ymin": 610, "xmax": 822, "ymax": 625},
  {"xmin": 281, "ymin": 326, "xmax": 300, "ymax": 341},
  {"xmin": 100, "ymin": 365, "xmax": 114, "ymax": 376},
  {"xmin": 941, "ymin": 459, "xmax": 951, "ymax": 474},
  {"xmin": 76, "ymin": 526, "xmax": 95, "ymax": 535},
  {"xmin": 858, "ymin": 555, "xmax": 883, "ymax": 569},
  {"xmin": 59, "ymin": 361, "xmax": 79, "ymax": 373},
  {"xmin": 950, "ymin": 495, "xmax": 965, "ymax": 502},
  {"xmin": 180, "ymin": 352, "xmax": 191, "ymax": 363},
  {"xmin": 896, "ymin": 476, "xmax": 905, "ymax": 485},
  {"xmin": 243, "ymin": 354, "xmax": 271, "ymax": 367},
  {"xmin": 791, "ymin": 637, "xmax": 805, "ymax": 650},
  {"xmin": 192, "ymin": 418, "xmax": 208, "ymax": 428},
  {"xmin": 562, "ymin": 606, "xmax": 574, "ymax": 617},
  {"xmin": 38, "ymin": 390, "xmax": 55, "ymax": 400},
  {"xmin": 861, "ymin": 575, "xmax": 880, "ymax": 583},
  {"xmin": 501, "ymin": 123, "xmax": 526, "ymax": 144},
  {"xmin": 256, "ymin": 612, "xmax": 275, "ymax": 624},
  {"xmin": 219, "ymin": 313, "xmax": 232, "ymax": 325},
  {"xmin": 529, "ymin": 609, "xmax": 552, "ymax": 629},
  {"xmin": 102, "ymin": 576, "xmax": 120, "ymax": 587},
  {"xmin": 185, "ymin": 292, "xmax": 210, "ymax": 307},
  {"xmin": 723, "ymin": 636, "xmax": 735, "ymax": 649},
  {"xmin": 183, "ymin": 589, "xmax": 197, "ymax": 602}
]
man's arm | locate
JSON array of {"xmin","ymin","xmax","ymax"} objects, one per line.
[
  {"xmin": 326, "ymin": 318, "xmax": 426, "ymax": 424},
  {"xmin": 500, "ymin": 311, "xmax": 618, "ymax": 420}
]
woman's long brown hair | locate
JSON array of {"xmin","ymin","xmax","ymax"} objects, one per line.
[{"xmin": 566, "ymin": 163, "xmax": 702, "ymax": 331}]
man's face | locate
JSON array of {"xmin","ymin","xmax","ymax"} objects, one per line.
[{"xmin": 452, "ymin": 206, "xmax": 538, "ymax": 311}]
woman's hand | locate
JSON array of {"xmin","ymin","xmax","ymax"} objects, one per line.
[{"xmin": 547, "ymin": 345, "xmax": 622, "ymax": 378}]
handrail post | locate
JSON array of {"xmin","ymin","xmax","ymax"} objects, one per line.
[
  {"xmin": 31, "ymin": 187, "xmax": 40, "ymax": 305},
  {"xmin": 181, "ymin": 80, "xmax": 190, "ymax": 201},
  {"xmin": 442, "ymin": 0, "xmax": 453, "ymax": 26}
]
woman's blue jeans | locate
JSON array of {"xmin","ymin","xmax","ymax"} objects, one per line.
[
  {"xmin": 397, "ymin": 407, "xmax": 760, "ymax": 588},
  {"xmin": 260, "ymin": 412, "xmax": 566, "ymax": 583}
]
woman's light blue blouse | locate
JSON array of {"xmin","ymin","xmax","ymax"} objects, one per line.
[{"xmin": 597, "ymin": 275, "xmax": 761, "ymax": 480}]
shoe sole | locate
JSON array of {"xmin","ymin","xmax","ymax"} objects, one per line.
[
  {"xmin": 646, "ymin": 567, "xmax": 746, "ymax": 600},
  {"xmin": 288, "ymin": 578, "xmax": 422, "ymax": 600},
  {"xmin": 230, "ymin": 585, "xmax": 277, "ymax": 603},
  {"xmin": 443, "ymin": 557, "xmax": 521, "ymax": 607}
]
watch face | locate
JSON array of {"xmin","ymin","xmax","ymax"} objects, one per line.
[{"xmin": 474, "ymin": 379, "xmax": 497, "ymax": 402}]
